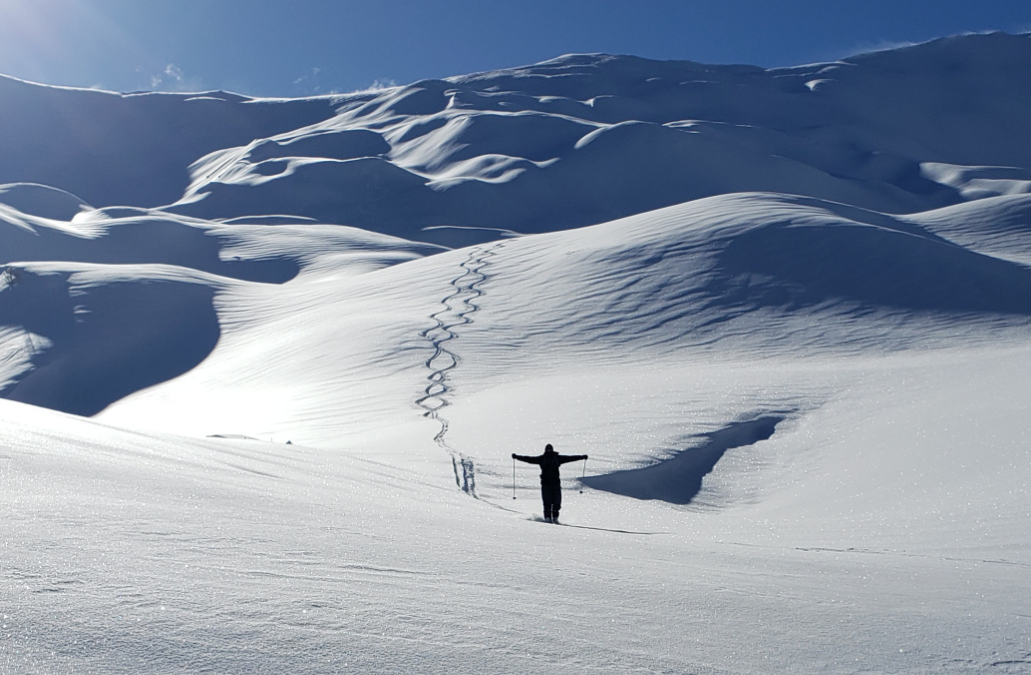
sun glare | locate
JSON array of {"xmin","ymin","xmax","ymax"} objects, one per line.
[{"xmin": 0, "ymin": 0, "xmax": 134, "ymax": 88}]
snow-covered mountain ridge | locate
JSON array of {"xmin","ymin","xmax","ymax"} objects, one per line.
[{"xmin": 3, "ymin": 32, "xmax": 1031, "ymax": 244}]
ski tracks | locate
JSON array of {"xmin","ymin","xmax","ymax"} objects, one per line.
[{"xmin": 416, "ymin": 243, "xmax": 504, "ymax": 497}]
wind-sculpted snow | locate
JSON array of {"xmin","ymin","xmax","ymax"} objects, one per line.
[
  {"xmin": 6, "ymin": 191, "xmax": 1031, "ymax": 426},
  {"xmin": 0, "ymin": 263, "xmax": 223, "ymax": 415},
  {"xmin": 0, "ymin": 192, "xmax": 443, "ymax": 414},
  {"xmin": 1, "ymin": 208, "xmax": 298, "ymax": 284},
  {"xmin": 71, "ymin": 191, "xmax": 1031, "ymax": 474},
  {"xmin": 717, "ymin": 207, "xmax": 1031, "ymax": 315},
  {"xmin": 161, "ymin": 32, "xmax": 1031, "ymax": 243},
  {"xmin": 0, "ymin": 183, "xmax": 92, "ymax": 221},
  {"xmin": 906, "ymin": 193, "xmax": 1031, "ymax": 266},
  {"xmin": 3, "ymin": 34, "xmax": 1031, "ymax": 244},
  {"xmin": 583, "ymin": 416, "xmax": 786, "ymax": 504},
  {"xmin": 436, "ymin": 194, "xmax": 1031, "ymax": 370},
  {"xmin": 0, "ymin": 192, "xmax": 443, "ymax": 282}
]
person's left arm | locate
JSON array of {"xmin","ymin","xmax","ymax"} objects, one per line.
[{"xmin": 557, "ymin": 454, "xmax": 588, "ymax": 464}]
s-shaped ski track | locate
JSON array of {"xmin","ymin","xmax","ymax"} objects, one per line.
[{"xmin": 416, "ymin": 243, "xmax": 503, "ymax": 498}]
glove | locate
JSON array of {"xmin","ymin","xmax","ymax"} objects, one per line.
[{"xmin": 511, "ymin": 453, "xmax": 516, "ymax": 458}]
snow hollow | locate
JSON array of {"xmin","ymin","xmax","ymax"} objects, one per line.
[{"xmin": 2, "ymin": 32, "xmax": 1031, "ymax": 674}]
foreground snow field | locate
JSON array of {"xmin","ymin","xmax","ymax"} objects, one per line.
[
  {"xmin": 3, "ymin": 33, "xmax": 1031, "ymax": 674},
  {"xmin": 3, "ymin": 348, "xmax": 1031, "ymax": 673},
  {"xmin": 5, "ymin": 192, "xmax": 1031, "ymax": 673}
]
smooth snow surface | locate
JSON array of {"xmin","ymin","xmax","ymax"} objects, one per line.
[{"xmin": 3, "ymin": 33, "xmax": 1031, "ymax": 674}]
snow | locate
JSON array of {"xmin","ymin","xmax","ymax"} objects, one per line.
[
  {"xmin": 3, "ymin": 32, "xmax": 1031, "ymax": 674},
  {"xmin": 158, "ymin": 32, "xmax": 1031, "ymax": 244}
]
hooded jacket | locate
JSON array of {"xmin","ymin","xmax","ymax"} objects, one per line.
[{"xmin": 513, "ymin": 448, "xmax": 587, "ymax": 486}]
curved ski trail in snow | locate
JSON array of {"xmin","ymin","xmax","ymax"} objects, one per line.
[{"xmin": 416, "ymin": 243, "xmax": 503, "ymax": 497}]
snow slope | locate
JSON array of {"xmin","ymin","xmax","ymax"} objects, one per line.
[
  {"xmin": 4, "ymin": 191, "xmax": 1028, "ymax": 672},
  {"xmin": 0, "ymin": 76, "xmax": 336, "ymax": 208},
  {"xmin": 3, "ymin": 33, "xmax": 1031, "ymax": 674},
  {"xmin": 3, "ymin": 33, "xmax": 1031, "ymax": 245},
  {"xmin": 4, "ymin": 365, "xmax": 1030, "ymax": 674},
  {"xmin": 165, "ymin": 31, "xmax": 1031, "ymax": 243}
]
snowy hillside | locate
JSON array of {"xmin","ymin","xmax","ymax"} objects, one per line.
[
  {"xmin": 3, "ymin": 32, "xmax": 1031, "ymax": 245},
  {"xmin": 3, "ymin": 33, "xmax": 1031, "ymax": 674}
]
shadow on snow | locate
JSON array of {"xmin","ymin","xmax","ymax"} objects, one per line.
[{"xmin": 582, "ymin": 416, "xmax": 785, "ymax": 505}]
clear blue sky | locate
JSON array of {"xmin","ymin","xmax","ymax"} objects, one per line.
[{"xmin": 2, "ymin": 0, "xmax": 1030, "ymax": 97}]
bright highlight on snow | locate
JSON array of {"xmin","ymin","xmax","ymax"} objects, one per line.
[{"xmin": 2, "ymin": 32, "xmax": 1031, "ymax": 674}]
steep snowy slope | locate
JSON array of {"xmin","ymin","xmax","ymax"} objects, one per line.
[
  {"xmin": 169, "ymin": 32, "xmax": 1031, "ymax": 243},
  {"xmin": 1, "ymin": 34, "xmax": 1030, "ymax": 245},
  {"xmin": 0, "ymin": 75, "xmax": 337, "ymax": 208}
]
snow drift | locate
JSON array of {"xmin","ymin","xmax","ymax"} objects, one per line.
[{"xmin": 3, "ymin": 33, "xmax": 1031, "ymax": 245}]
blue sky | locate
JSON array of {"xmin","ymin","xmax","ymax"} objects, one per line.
[{"xmin": 2, "ymin": 0, "xmax": 1030, "ymax": 97}]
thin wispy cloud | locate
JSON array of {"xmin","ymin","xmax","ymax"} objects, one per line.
[
  {"xmin": 165, "ymin": 63, "xmax": 184, "ymax": 83},
  {"xmin": 293, "ymin": 67, "xmax": 324, "ymax": 95},
  {"xmin": 346, "ymin": 78, "xmax": 399, "ymax": 95},
  {"xmin": 145, "ymin": 63, "xmax": 202, "ymax": 92}
]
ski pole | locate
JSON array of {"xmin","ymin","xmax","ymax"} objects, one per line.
[
  {"xmin": 579, "ymin": 457, "xmax": 587, "ymax": 494},
  {"xmin": 512, "ymin": 455, "xmax": 517, "ymax": 499}
]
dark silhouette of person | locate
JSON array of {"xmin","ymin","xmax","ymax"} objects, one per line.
[{"xmin": 513, "ymin": 444, "xmax": 588, "ymax": 523}]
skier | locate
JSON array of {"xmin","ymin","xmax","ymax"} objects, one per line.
[{"xmin": 513, "ymin": 444, "xmax": 588, "ymax": 523}]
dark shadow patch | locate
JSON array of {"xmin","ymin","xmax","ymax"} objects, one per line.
[
  {"xmin": 0, "ymin": 76, "xmax": 336, "ymax": 209},
  {"xmin": 716, "ymin": 222, "xmax": 1031, "ymax": 315},
  {"xmin": 418, "ymin": 225, "xmax": 521, "ymax": 249},
  {"xmin": 246, "ymin": 129, "xmax": 390, "ymax": 162},
  {"xmin": 251, "ymin": 159, "xmax": 291, "ymax": 177},
  {"xmin": 1, "ymin": 216, "xmax": 300, "ymax": 284},
  {"xmin": 582, "ymin": 416, "xmax": 785, "ymax": 505},
  {"xmin": 0, "ymin": 268, "xmax": 220, "ymax": 416}
]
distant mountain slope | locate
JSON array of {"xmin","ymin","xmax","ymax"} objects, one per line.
[
  {"xmin": 0, "ymin": 75, "xmax": 336, "ymax": 208},
  {"xmin": 1, "ymin": 33, "xmax": 1031, "ymax": 244},
  {"xmin": 163, "ymin": 31, "xmax": 1031, "ymax": 241},
  {"xmin": 154, "ymin": 31, "xmax": 1031, "ymax": 242}
]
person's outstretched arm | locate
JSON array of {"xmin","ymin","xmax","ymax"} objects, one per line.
[
  {"xmin": 512, "ymin": 453, "xmax": 541, "ymax": 464},
  {"xmin": 557, "ymin": 454, "xmax": 588, "ymax": 464}
]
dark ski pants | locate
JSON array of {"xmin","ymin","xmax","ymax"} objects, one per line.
[{"xmin": 541, "ymin": 484, "xmax": 562, "ymax": 520}]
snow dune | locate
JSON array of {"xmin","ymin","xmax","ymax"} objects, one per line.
[
  {"xmin": 4, "ymin": 190, "xmax": 1022, "ymax": 433},
  {"xmin": 166, "ymin": 32, "xmax": 1031, "ymax": 243},
  {"xmin": 3, "ymin": 33, "xmax": 1031, "ymax": 674},
  {"xmin": 0, "ymin": 196, "xmax": 441, "ymax": 416},
  {"xmin": 4, "ymin": 34, "xmax": 1029, "ymax": 244}
]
